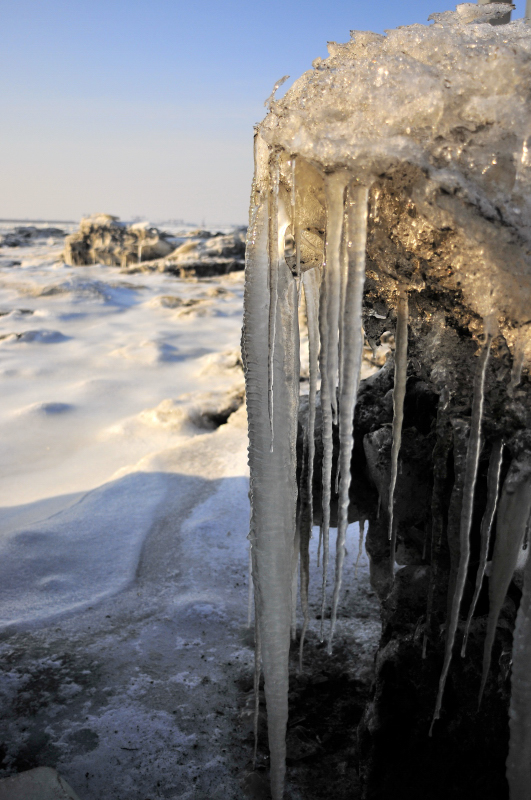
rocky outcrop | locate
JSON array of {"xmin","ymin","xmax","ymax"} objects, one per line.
[
  {"xmin": 62, "ymin": 215, "xmax": 175, "ymax": 267},
  {"xmin": 346, "ymin": 356, "xmax": 518, "ymax": 800},
  {"xmin": 0, "ymin": 227, "xmax": 66, "ymax": 247},
  {"xmin": 160, "ymin": 228, "xmax": 246, "ymax": 277},
  {"xmin": 63, "ymin": 217, "xmax": 247, "ymax": 277}
]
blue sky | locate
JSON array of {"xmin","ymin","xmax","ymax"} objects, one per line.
[{"xmin": 0, "ymin": 0, "xmax": 525, "ymax": 226}]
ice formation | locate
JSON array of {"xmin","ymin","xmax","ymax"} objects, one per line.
[
  {"xmin": 430, "ymin": 317, "xmax": 494, "ymax": 731},
  {"xmin": 243, "ymin": 4, "xmax": 531, "ymax": 798},
  {"xmin": 387, "ymin": 288, "xmax": 408, "ymax": 561}
]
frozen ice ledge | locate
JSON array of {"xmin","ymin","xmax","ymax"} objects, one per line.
[{"xmin": 243, "ymin": 5, "xmax": 531, "ymax": 800}]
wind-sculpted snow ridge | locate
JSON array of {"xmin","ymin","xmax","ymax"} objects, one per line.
[
  {"xmin": 0, "ymin": 473, "xmax": 168, "ymax": 632},
  {"xmin": 243, "ymin": 5, "xmax": 531, "ymax": 799}
]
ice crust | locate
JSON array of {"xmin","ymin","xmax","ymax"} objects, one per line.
[
  {"xmin": 262, "ymin": 3, "xmax": 529, "ymax": 191},
  {"xmin": 261, "ymin": 3, "xmax": 531, "ymax": 333}
]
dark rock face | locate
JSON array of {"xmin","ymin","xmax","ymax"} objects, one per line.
[
  {"xmin": 299, "ymin": 163, "xmax": 531, "ymax": 791},
  {"xmin": 305, "ymin": 360, "xmax": 518, "ymax": 799},
  {"xmin": 309, "ymin": 173, "xmax": 531, "ymax": 799}
]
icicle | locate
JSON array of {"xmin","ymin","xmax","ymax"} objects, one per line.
[
  {"xmin": 335, "ymin": 460, "xmax": 341, "ymax": 496},
  {"xmin": 267, "ymin": 154, "xmax": 292, "ymax": 450},
  {"xmin": 247, "ymin": 544, "xmax": 254, "ymax": 628},
  {"xmin": 318, "ymin": 174, "xmax": 347, "ymax": 637},
  {"xmin": 298, "ymin": 430, "xmax": 311, "ymax": 670},
  {"xmin": 318, "ymin": 225, "xmax": 332, "ymax": 635},
  {"xmin": 328, "ymin": 183, "xmax": 369, "ymax": 654},
  {"xmin": 291, "ymin": 158, "xmax": 301, "ymax": 279},
  {"xmin": 355, "ymin": 518, "xmax": 366, "ymax": 577},
  {"xmin": 267, "ymin": 153, "xmax": 280, "ymax": 447},
  {"xmin": 461, "ymin": 438, "xmax": 504, "ymax": 657},
  {"xmin": 336, "ymin": 206, "xmax": 349, "ymax": 488},
  {"xmin": 509, "ymin": 326, "xmax": 526, "ymax": 396},
  {"xmin": 303, "ymin": 267, "xmax": 321, "ymax": 532},
  {"xmin": 430, "ymin": 322, "xmax": 493, "ymax": 733},
  {"xmin": 479, "ymin": 455, "xmax": 531, "ymax": 706},
  {"xmin": 324, "ymin": 173, "xmax": 348, "ymax": 425},
  {"xmin": 298, "ymin": 512, "xmax": 311, "ymax": 670},
  {"xmin": 423, "ymin": 387, "xmax": 452, "ymax": 659},
  {"xmin": 293, "ymin": 431, "xmax": 307, "ymax": 648},
  {"xmin": 388, "ymin": 288, "xmax": 409, "ymax": 568},
  {"xmin": 291, "ymin": 521, "xmax": 300, "ymax": 642},
  {"xmin": 299, "ymin": 268, "xmax": 320, "ymax": 668},
  {"xmin": 243, "ymin": 134, "xmax": 300, "ymax": 800},
  {"xmin": 318, "ymin": 293, "xmax": 332, "ymax": 640},
  {"xmin": 253, "ymin": 611, "xmax": 262, "ymax": 768},
  {"xmin": 507, "ymin": 493, "xmax": 531, "ymax": 800}
]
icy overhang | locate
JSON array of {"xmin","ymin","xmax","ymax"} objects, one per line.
[{"xmin": 257, "ymin": 3, "xmax": 531, "ymax": 338}]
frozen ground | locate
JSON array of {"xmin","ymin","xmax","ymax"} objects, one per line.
[{"xmin": 0, "ymin": 223, "xmax": 380, "ymax": 800}]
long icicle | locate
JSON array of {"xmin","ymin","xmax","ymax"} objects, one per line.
[
  {"xmin": 508, "ymin": 324, "xmax": 526, "ymax": 396},
  {"xmin": 253, "ymin": 590, "xmax": 262, "ymax": 768},
  {"xmin": 267, "ymin": 152, "xmax": 283, "ymax": 450},
  {"xmin": 291, "ymin": 157, "xmax": 301, "ymax": 279},
  {"xmin": 298, "ymin": 429, "xmax": 312, "ymax": 670},
  {"xmin": 388, "ymin": 288, "xmax": 408, "ymax": 567},
  {"xmin": 319, "ymin": 174, "xmax": 347, "ymax": 638},
  {"xmin": 461, "ymin": 438, "xmax": 504, "ymax": 657},
  {"xmin": 291, "ymin": 520, "xmax": 300, "ymax": 641},
  {"xmin": 430, "ymin": 322, "xmax": 493, "ymax": 733},
  {"xmin": 243, "ymin": 136, "xmax": 300, "ymax": 800},
  {"xmin": 479, "ymin": 455, "xmax": 531, "ymax": 706},
  {"xmin": 318, "ymin": 241, "xmax": 332, "ymax": 640},
  {"xmin": 300, "ymin": 268, "xmax": 321, "ymax": 666},
  {"xmin": 507, "ymin": 469, "xmax": 531, "ymax": 800},
  {"xmin": 328, "ymin": 183, "xmax": 369, "ymax": 654},
  {"xmin": 335, "ymin": 218, "xmax": 349, "ymax": 497},
  {"xmin": 354, "ymin": 518, "xmax": 366, "ymax": 578},
  {"xmin": 423, "ymin": 389, "xmax": 452, "ymax": 659},
  {"xmin": 247, "ymin": 543, "xmax": 254, "ymax": 628},
  {"xmin": 325, "ymin": 173, "xmax": 348, "ymax": 425}
]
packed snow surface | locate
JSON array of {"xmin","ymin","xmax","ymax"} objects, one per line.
[{"xmin": 0, "ymin": 222, "xmax": 380, "ymax": 799}]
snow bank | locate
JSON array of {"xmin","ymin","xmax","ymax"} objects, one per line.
[{"xmin": 0, "ymin": 472, "xmax": 168, "ymax": 631}]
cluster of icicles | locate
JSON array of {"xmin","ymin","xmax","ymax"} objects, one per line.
[{"xmin": 242, "ymin": 137, "xmax": 531, "ymax": 800}]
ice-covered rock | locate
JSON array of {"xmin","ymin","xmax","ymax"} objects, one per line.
[
  {"xmin": 259, "ymin": 2, "xmax": 531, "ymax": 335},
  {"xmin": 62, "ymin": 214, "xmax": 175, "ymax": 267},
  {"xmin": 244, "ymin": 5, "xmax": 531, "ymax": 800}
]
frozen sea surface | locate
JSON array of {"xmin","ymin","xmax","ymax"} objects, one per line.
[{"xmin": 0, "ymin": 225, "xmax": 380, "ymax": 800}]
